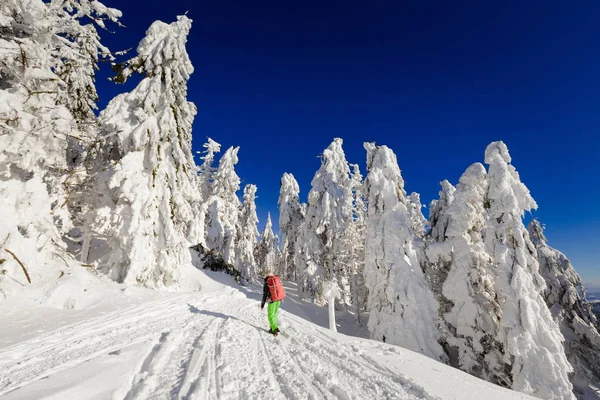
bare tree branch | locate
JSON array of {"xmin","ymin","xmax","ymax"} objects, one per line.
[{"xmin": 4, "ymin": 249, "xmax": 31, "ymax": 284}]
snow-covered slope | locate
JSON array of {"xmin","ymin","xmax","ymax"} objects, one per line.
[{"xmin": 0, "ymin": 271, "xmax": 536, "ymax": 400}]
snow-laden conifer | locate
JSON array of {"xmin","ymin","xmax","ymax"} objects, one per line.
[
  {"xmin": 421, "ymin": 180, "xmax": 456, "ymax": 306},
  {"xmin": 346, "ymin": 164, "xmax": 368, "ymax": 321},
  {"xmin": 528, "ymin": 219, "xmax": 600, "ymax": 398},
  {"xmin": 254, "ymin": 213, "xmax": 280, "ymax": 276},
  {"xmin": 437, "ymin": 163, "xmax": 502, "ymax": 378},
  {"xmin": 204, "ymin": 146, "xmax": 241, "ymax": 266},
  {"xmin": 0, "ymin": 0, "xmax": 121, "ymax": 229},
  {"xmin": 0, "ymin": 0, "xmax": 74, "ymax": 238},
  {"xmin": 408, "ymin": 192, "xmax": 428, "ymax": 238},
  {"xmin": 429, "ymin": 180, "xmax": 456, "ymax": 242},
  {"xmin": 278, "ymin": 173, "xmax": 304, "ymax": 280},
  {"xmin": 295, "ymin": 138, "xmax": 353, "ymax": 302},
  {"xmin": 0, "ymin": 0, "xmax": 121, "ymax": 294},
  {"xmin": 187, "ymin": 138, "xmax": 222, "ymax": 251},
  {"xmin": 484, "ymin": 141, "xmax": 574, "ymax": 399},
  {"xmin": 90, "ymin": 15, "xmax": 199, "ymax": 286},
  {"xmin": 197, "ymin": 138, "xmax": 221, "ymax": 200},
  {"xmin": 236, "ymin": 184, "xmax": 260, "ymax": 281},
  {"xmin": 363, "ymin": 142, "xmax": 445, "ymax": 361},
  {"xmin": 48, "ymin": 0, "xmax": 122, "ymax": 122}
]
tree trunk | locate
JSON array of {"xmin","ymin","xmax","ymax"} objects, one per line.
[
  {"xmin": 80, "ymin": 233, "xmax": 91, "ymax": 263},
  {"xmin": 352, "ymin": 258, "xmax": 361, "ymax": 324},
  {"xmin": 328, "ymin": 297, "xmax": 337, "ymax": 332}
]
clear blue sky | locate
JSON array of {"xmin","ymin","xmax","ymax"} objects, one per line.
[{"xmin": 96, "ymin": 1, "xmax": 600, "ymax": 284}]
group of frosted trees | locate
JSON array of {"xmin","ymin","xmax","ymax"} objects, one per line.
[
  {"xmin": 0, "ymin": 0, "xmax": 124, "ymax": 290},
  {"xmin": 0, "ymin": 1, "xmax": 278, "ymax": 289},
  {"xmin": 276, "ymin": 138, "xmax": 600, "ymax": 399},
  {"xmin": 1, "ymin": 2, "xmax": 599, "ymax": 399}
]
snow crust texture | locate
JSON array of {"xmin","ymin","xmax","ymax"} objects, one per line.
[{"xmin": 0, "ymin": 277, "xmax": 538, "ymax": 400}]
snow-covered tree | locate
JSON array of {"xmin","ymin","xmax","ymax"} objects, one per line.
[
  {"xmin": 90, "ymin": 15, "xmax": 199, "ymax": 286},
  {"xmin": 429, "ymin": 180, "xmax": 456, "ymax": 242},
  {"xmin": 254, "ymin": 213, "xmax": 280, "ymax": 276},
  {"xmin": 197, "ymin": 138, "xmax": 221, "ymax": 200},
  {"xmin": 484, "ymin": 141, "xmax": 574, "ymax": 399},
  {"xmin": 184, "ymin": 137, "xmax": 222, "ymax": 250},
  {"xmin": 0, "ymin": 0, "xmax": 121, "ymax": 292},
  {"xmin": 278, "ymin": 173, "xmax": 304, "ymax": 281},
  {"xmin": 45, "ymin": 1, "xmax": 123, "ymax": 242},
  {"xmin": 421, "ymin": 180, "xmax": 457, "ymax": 303},
  {"xmin": 236, "ymin": 184, "xmax": 260, "ymax": 281},
  {"xmin": 294, "ymin": 138, "xmax": 353, "ymax": 304},
  {"xmin": 408, "ymin": 192, "xmax": 428, "ymax": 238},
  {"xmin": 363, "ymin": 142, "xmax": 446, "ymax": 361},
  {"xmin": 0, "ymin": 0, "xmax": 121, "ymax": 228},
  {"xmin": 434, "ymin": 163, "xmax": 502, "ymax": 378},
  {"xmin": 204, "ymin": 146, "xmax": 241, "ymax": 265},
  {"xmin": 346, "ymin": 164, "xmax": 368, "ymax": 322},
  {"xmin": 48, "ymin": 0, "xmax": 123, "ymax": 123},
  {"xmin": 528, "ymin": 219, "xmax": 600, "ymax": 398}
]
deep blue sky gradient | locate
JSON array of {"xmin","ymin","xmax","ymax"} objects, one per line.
[{"xmin": 95, "ymin": 1, "xmax": 600, "ymax": 284}]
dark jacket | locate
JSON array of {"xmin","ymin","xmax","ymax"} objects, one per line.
[{"xmin": 261, "ymin": 277, "xmax": 271, "ymax": 308}]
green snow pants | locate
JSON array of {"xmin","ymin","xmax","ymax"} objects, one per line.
[{"xmin": 267, "ymin": 301, "xmax": 281, "ymax": 331}]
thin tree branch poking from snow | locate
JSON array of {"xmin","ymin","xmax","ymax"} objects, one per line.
[
  {"xmin": 1, "ymin": 230, "xmax": 31, "ymax": 284},
  {"xmin": 1, "ymin": 234, "xmax": 10, "ymax": 249},
  {"xmin": 4, "ymin": 249, "xmax": 31, "ymax": 284},
  {"xmin": 53, "ymin": 252, "xmax": 70, "ymax": 270}
]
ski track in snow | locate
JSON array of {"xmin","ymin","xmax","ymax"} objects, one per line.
[
  {"xmin": 1, "ymin": 284, "xmax": 540, "ymax": 400},
  {"xmin": 0, "ymin": 287, "xmax": 434, "ymax": 400}
]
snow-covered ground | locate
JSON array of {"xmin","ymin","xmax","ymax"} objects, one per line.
[{"xmin": 0, "ymin": 270, "xmax": 537, "ymax": 400}]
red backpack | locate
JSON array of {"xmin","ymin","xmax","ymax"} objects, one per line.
[{"xmin": 267, "ymin": 275, "xmax": 285, "ymax": 302}]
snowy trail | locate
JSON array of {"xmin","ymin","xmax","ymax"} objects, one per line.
[{"xmin": 0, "ymin": 284, "xmax": 535, "ymax": 400}]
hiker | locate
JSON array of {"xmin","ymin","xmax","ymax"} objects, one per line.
[{"xmin": 261, "ymin": 271, "xmax": 285, "ymax": 336}]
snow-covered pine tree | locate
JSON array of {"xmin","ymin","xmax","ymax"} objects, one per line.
[
  {"xmin": 528, "ymin": 219, "xmax": 600, "ymax": 398},
  {"xmin": 294, "ymin": 138, "xmax": 353, "ymax": 304},
  {"xmin": 54, "ymin": 0, "xmax": 125, "ymax": 261},
  {"xmin": 197, "ymin": 138, "xmax": 221, "ymax": 200},
  {"xmin": 408, "ymin": 191, "xmax": 429, "ymax": 304},
  {"xmin": 421, "ymin": 180, "xmax": 456, "ymax": 304},
  {"xmin": 436, "ymin": 163, "xmax": 503, "ymax": 378},
  {"xmin": 236, "ymin": 184, "xmax": 260, "ymax": 281},
  {"xmin": 0, "ymin": 0, "xmax": 121, "ymax": 293},
  {"xmin": 48, "ymin": 0, "xmax": 122, "ymax": 123},
  {"xmin": 278, "ymin": 173, "xmax": 304, "ymax": 281},
  {"xmin": 89, "ymin": 15, "xmax": 199, "ymax": 286},
  {"xmin": 186, "ymin": 137, "xmax": 222, "ymax": 251},
  {"xmin": 0, "ymin": 0, "xmax": 121, "ymax": 226},
  {"xmin": 363, "ymin": 142, "xmax": 446, "ymax": 361},
  {"xmin": 429, "ymin": 180, "xmax": 456, "ymax": 242},
  {"xmin": 294, "ymin": 220, "xmax": 320, "ymax": 297},
  {"xmin": 254, "ymin": 213, "xmax": 280, "ymax": 276},
  {"xmin": 408, "ymin": 192, "xmax": 428, "ymax": 238},
  {"xmin": 204, "ymin": 146, "xmax": 241, "ymax": 266},
  {"xmin": 346, "ymin": 164, "xmax": 368, "ymax": 322},
  {"xmin": 484, "ymin": 141, "xmax": 574, "ymax": 399}
]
